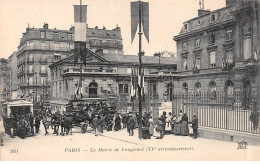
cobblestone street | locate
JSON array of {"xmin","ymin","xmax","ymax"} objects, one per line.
[{"xmin": 1, "ymin": 120, "xmax": 259, "ymax": 161}]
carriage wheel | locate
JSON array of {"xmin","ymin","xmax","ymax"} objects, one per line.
[{"xmin": 81, "ymin": 124, "xmax": 87, "ymax": 133}]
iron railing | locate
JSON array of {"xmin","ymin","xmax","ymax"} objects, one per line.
[{"xmin": 172, "ymin": 91, "xmax": 260, "ymax": 134}]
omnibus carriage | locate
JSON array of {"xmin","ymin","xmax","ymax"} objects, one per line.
[{"xmin": 2, "ymin": 99, "xmax": 34, "ymax": 138}]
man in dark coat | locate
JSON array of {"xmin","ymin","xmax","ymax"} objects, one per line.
[
  {"xmin": 99, "ymin": 114, "xmax": 105, "ymax": 133},
  {"xmin": 191, "ymin": 113, "xmax": 198, "ymax": 139},
  {"xmin": 29, "ymin": 113, "xmax": 34, "ymax": 135},
  {"xmin": 92, "ymin": 115, "xmax": 99, "ymax": 136},
  {"xmin": 128, "ymin": 114, "xmax": 135, "ymax": 136},
  {"xmin": 160, "ymin": 111, "xmax": 167, "ymax": 135},
  {"xmin": 35, "ymin": 114, "xmax": 41, "ymax": 133}
]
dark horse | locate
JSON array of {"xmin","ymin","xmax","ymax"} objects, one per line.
[
  {"xmin": 60, "ymin": 115, "xmax": 73, "ymax": 136},
  {"xmin": 51, "ymin": 114, "xmax": 61, "ymax": 135}
]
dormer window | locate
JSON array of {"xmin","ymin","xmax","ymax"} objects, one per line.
[
  {"xmin": 198, "ymin": 20, "xmax": 202, "ymax": 26},
  {"xmin": 228, "ymin": 9, "xmax": 232, "ymax": 15},
  {"xmin": 183, "ymin": 23, "xmax": 189, "ymax": 31},
  {"xmin": 210, "ymin": 13, "xmax": 217, "ymax": 23}
]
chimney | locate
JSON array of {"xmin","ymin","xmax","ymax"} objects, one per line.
[
  {"xmin": 43, "ymin": 23, "xmax": 48, "ymax": 30},
  {"xmin": 198, "ymin": 9, "xmax": 211, "ymax": 17},
  {"xmin": 95, "ymin": 49, "xmax": 103, "ymax": 56},
  {"xmin": 70, "ymin": 26, "xmax": 75, "ymax": 32}
]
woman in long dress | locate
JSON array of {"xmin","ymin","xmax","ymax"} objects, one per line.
[
  {"xmin": 148, "ymin": 116, "xmax": 154, "ymax": 136},
  {"xmin": 114, "ymin": 113, "xmax": 121, "ymax": 131},
  {"xmin": 181, "ymin": 113, "xmax": 189, "ymax": 136},
  {"xmin": 165, "ymin": 112, "xmax": 172, "ymax": 134},
  {"xmin": 173, "ymin": 114, "xmax": 182, "ymax": 135}
]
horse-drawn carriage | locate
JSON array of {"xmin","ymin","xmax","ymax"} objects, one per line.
[
  {"xmin": 2, "ymin": 99, "xmax": 34, "ymax": 138},
  {"xmin": 63, "ymin": 97, "xmax": 117, "ymax": 133}
]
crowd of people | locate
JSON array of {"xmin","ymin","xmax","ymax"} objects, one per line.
[
  {"xmin": 89, "ymin": 109, "xmax": 199, "ymax": 140},
  {"xmin": 9, "ymin": 102, "xmax": 199, "ymax": 140}
]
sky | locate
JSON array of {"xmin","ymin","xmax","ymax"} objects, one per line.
[{"xmin": 0, "ymin": 0, "xmax": 226, "ymax": 59}]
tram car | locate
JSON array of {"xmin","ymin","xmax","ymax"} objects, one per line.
[{"xmin": 2, "ymin": 99, "xmax": 34, "ymax": 138}]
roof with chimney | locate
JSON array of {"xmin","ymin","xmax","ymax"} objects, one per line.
[
  {"xmin": 174, "ymin": 4, "xmax": 236, "ymax": 40},
  {"xmin": 49, "ymin": 49, "xmax": 177, "ymax": 68},
  {"xmin": 87, "ymin": 26, "xmax": 122, "ymax": 40}
]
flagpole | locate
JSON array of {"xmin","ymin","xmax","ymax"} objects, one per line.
[
  {"xmin": 138, "ymin": 1, "xmax": 143, "ymax": 140},
  {"xmin": 79, "ymin": 0, "xmax": 83, "ymax": 99}
]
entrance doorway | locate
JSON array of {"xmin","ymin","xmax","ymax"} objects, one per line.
[{"xmin": 89, "ymin": 82, "xmax": 98, "ymax": 98}]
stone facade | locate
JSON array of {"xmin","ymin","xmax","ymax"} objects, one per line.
[
  {"xmin": 173, "ymin": 0, "xmax": 260, "ymax": 96},
  {"xmin": 16, "ymin": 23, "xmax": 123, "ymax": 102},
  {"xmin": 0, "ymin": 58, "xmax": 8, "ymax": 111},
  {"xmin": 49, "ymin": 51, "xmax": 177, "ymax": 116}
]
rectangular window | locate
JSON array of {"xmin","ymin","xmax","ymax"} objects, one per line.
[
  {"xmin": 226, "ymin": 50, "xmax": 233, "ymax": 62},
  {"xmin": 119, "ymin": 84, "xmax": 128, "ymax": 94},
  {"xmin": 41, "ymin": 65, "xmax": 46, "ymax": 73},
  {"xmin": 182, "ymin": 56, "xmax": 188, "ymax": 70},
  {"xmin": 243, "ymin": 37, "xmax": 252, "ymax": 60},
  {"xmin": 68, "ymin": 33, "xmax": 72, "ymax": 40},
  {"xmin": 40, "ymin": 77, "xmax": 46, "ymax": 85},
  {"xmin": 29, "ymin": 77, "xmax": 33, "ymax": 85},
  {"xmin": 153, "ymin": 83, "xmax": 157, "ymax": 95},
  {"xmin": 183, "ymin": 42, "xmax": 188, "ymax": 51},
  {"xmin": 127, "ymin": 68, "xmax": 131, "ymax": 74},
  {"xmin": 40, "ymin": 31, "xmax": 45, "ymax": 38},
  {"xmin": 195, "ymin": 58, "xmax": 201, "ymax": 69},
  {"xmin": 210, "ymin": 34, "xmax": 215, "ymax": 45},
  {"xmin": 195, "ymin": 39, "xmax": 200, "ymax": 48},
  {"xmin": 41, "ymin": 42, "xmax": 45, "ymax": 50},
  {"xmin": 29, "ymin": 65, "xmax": 33, "ymax": 73},
  {"xmin": 209, "ymin": 51, "xmax": 216, "ymax": 68},
  {"xmin": 54, "ymin": 32, "xmax": 59, "ymax": 40},
  {"xmin": 29, "ymin": 54, "xmax": 33, "ymax": 61},
  {"xmin": 226, "ymin": 30, "xmax": 232, "ymax": 41}
]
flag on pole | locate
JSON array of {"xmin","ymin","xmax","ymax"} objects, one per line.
[
  {"xmin": 141, "ymin": 68, "xmax": 145, "ymax": 98},
  {"xmin": 74, "ymin": 5, "xmax": 88, "ymax": 66},
  {"xmin": 131, "ymin": 1, "xmax": 149, "ymax": 43},
  {"xmin": 254, "ymin": 46, "xmax": 258, "ymax": 61},
  {"xmin": 131, "ymin": 67, "xmax": 137, "ymax": 101}
]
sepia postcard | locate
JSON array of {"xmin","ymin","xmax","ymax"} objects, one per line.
[{"xmin": 0, "ymin": 0, "xmax": 260, "ymax": 161}]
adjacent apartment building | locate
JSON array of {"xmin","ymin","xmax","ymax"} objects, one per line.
[
  {"xmin": 16, "ymin": 23, "xmax": 123, "ymax": 103},
  {"xmin": 173, "ymin": 0, "xmax": 260, "ymax": 96}
]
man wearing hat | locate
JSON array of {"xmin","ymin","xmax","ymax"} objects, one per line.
[
  {"xmin": 92, "ymin": 114, "xmax": 99, "ymax": 136},
  {"xmin": 191, "ymin": 113, "xmax": 198, "ymax": 139}
]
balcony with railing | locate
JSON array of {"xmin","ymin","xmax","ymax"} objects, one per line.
[
  {"xmin": 18, "ymin": 44, "xmax": 73, "ymax": 54},
  {"xmin": 26, "ymin": 57, "xmax": 34, "ymax": 64},
  {"xmin": 27, "ymin": 70, "xmax": 35, "ymax": 76},
  {"xmin": 62, "ymin": 68, "xmax": 117, "ymax": 75},
  {"xmin": 40, "ymin": 69, "xmax": 48, "ymax": 76},
  {"xmin": 17, "ymin": 71, "xmax": 26, "ymax": 77}
]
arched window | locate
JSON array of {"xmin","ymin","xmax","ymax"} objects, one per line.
[
  {"xmin": 89, "ymin": 82, "xmax": 98, "ymax": 98},
  {"xmin": 209, "ymin": 81, "xmax": 217, "ymax": 98},
  {"xmin": 167, "ymin": 83, "xmax": 173, "ymax": 101},
  {"xmin": 225, "ymin": 80, "xmax": 233, "ymax": 98},
  {"xmin": 182, "ymin": 83, "xmax": 188, "ymax": 95},
  {"xmin": 195, "ymin": 82, "xmax": 201, "ymax": 96}
]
